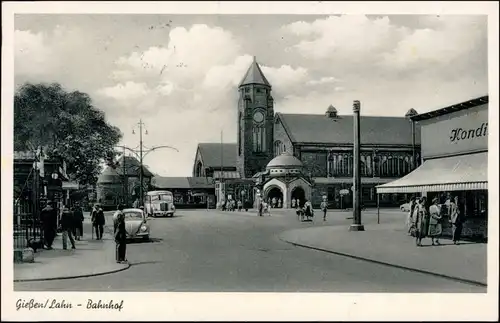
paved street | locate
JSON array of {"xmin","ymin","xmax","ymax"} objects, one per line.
[{"xmin": 15, "ymin": 209, "xmax": 485, "ymax": 292}]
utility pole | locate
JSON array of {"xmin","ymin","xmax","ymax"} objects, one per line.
[
  {"xmin": 139, "ymin": 119, "xmax": 144, "ymax": 207},
  {"xmin": 350, "ymin": 100, "xmax": 364, "ymax": 232},
  {"xmin": 122, "ymin": 146, "xmax": 127, "ymax": 206}
]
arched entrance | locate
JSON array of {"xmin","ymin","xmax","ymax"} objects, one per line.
[
  {"xmin": 291, "ymin": 186, "xmax": 306, "ymax": 207},
  {"xmin": 265, "ymin": 186, "xmax": 284, "ymax": 208}
]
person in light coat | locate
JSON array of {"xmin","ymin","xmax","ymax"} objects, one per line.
[{"xmin": 428, "ymin": 197, "xmax": 443, "ymax": 246}]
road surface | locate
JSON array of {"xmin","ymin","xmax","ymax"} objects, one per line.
[{"xmin": 15, "ymin": 209, "xmax": 484, "ymax": 292}]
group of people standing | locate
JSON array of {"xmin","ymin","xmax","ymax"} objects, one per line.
[
  {"xmin": 407, "ymin": 195, "xmax": 463, "ymax": 247},
  {"xmin": 40, "ymin": 201, "xmax": 85, "ymax": 250}
]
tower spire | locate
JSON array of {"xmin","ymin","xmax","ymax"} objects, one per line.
[{"xmin": 238, "ymin": 56, "xmax": 271, "ymax": 87}]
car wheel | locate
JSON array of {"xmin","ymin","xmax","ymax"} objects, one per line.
[{"xmin": 143, "ymin": 235, "xmax": 149, "ymax": 241}]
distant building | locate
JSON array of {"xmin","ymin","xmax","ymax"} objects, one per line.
[
  {"xmin": 188, "ymin": 56, "xmax": 422, "ymax": 208},
  {"xmin": 377, "ymin": 95, "xmax": 488, "ymax": 240},
  {"xmin": 96, "ymin": 155, "xmax": 153, "ymax": 209}
]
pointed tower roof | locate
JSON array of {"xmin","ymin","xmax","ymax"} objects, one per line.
[{"xmin": 239, "ymin": 56, "xmax": 271, "ymax": 88}]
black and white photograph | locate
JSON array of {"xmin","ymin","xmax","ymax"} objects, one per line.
[{"xmin": 2, "ymin": 1, "xmax": 498, "ymax": 321}]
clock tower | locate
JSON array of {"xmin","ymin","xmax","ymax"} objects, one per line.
[{"xmin": 237, "ymin": 56, "xmax": 275, "ymax": 178}]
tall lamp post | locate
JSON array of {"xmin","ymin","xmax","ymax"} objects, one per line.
[
  {"xmin": 117, "ymin": 119, "xmax": 179, "ymax": 207},
  {"xmin": 350, "ymin": 100, "xmax": 364, "ymax": 231}
]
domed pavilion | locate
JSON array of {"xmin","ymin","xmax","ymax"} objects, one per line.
[{"xmin": 260, "ymin": 151, "xmax": 312, "ymax": 208}]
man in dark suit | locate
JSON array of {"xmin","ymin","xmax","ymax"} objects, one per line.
[
  {"xmin": 114, "ymin": 204, "xmax": 128, "ymax": 263},
  {"xmin": 40, "ymin": 200, "xmax": 57, "ymax": 249},
  {"xmin": 91, "ymin": 204, "xmax": 105, "ymax": 240}
]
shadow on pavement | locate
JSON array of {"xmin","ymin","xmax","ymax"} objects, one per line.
[
  {"xmin": 127, "ymin": 237, "xmax": 163, "ymax": 244},
  {"xmin": 129, "ymin": 260, "xmax": 163, "ymax": 266}
]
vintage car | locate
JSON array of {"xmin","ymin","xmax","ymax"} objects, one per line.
[
  {"xmin": 122, "ymin": 208, "xmax": 150, "ymax": 241},
  {"xmin": 144, "ymin": 190, "xmax": 176, "ymax": 217},
  {"xmin": 400, "ymin": 202, "xmax": 411, "ymax": 212}
]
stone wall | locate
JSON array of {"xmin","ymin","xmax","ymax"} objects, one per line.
[{"xmin": 273, "ymin": 117, "xmax": 294, "ymax": 156}]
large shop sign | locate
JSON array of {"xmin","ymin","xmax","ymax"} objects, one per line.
[{"xmin": 420, "ymin": 104, "xmax": 488, "ymax": 159}]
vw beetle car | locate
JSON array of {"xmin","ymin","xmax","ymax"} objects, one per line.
[{"xmin": 121, "ymin": 208, "xmax": 150, "ymax": 241}]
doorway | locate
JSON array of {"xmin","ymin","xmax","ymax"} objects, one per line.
[
  {"xmin": 291, "ymin": 187, "xmax": 306, "ymax": 208},
  {"xmin": 266, "ymin": 186, "xmax": 284, "ymax": 208}
]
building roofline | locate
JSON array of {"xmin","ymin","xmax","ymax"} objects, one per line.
[
  {"xmin": 411, "ymin": 95, "xmax": 488, "ymax": 122},
  {"xmin": 275, "ymin": 112, "xmax": 297, "ymax": 143}
]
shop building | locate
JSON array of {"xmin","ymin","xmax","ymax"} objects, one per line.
[{"xmin": 377, "ymin": 95, "xmax": 488, "ymax": 240}]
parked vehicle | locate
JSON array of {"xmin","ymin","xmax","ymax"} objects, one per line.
[
  {"xmin": 122, "ymin": 208, "xmax": 150, "ymax": 241},
  {"xmin": 144, "ymin": 190, "xmax": 176, "ymax": 217},
  {"xmin": 400, "ymin": 202, "xmax": 411, "ymax": 212}
]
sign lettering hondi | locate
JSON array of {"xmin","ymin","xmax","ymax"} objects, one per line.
[{"xmin": 449, "ymin": 122, "xmax": 488, "ymax": 143}]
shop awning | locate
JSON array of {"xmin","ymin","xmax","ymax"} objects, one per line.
[{"xmin": 376, "ymin": 152, "xmax": 488, "ymax": 194}]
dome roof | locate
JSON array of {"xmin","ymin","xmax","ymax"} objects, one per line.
[
  {"xmin": 97, "ymin": 167, "xmax": 122, "ymax": 184},
  {"xmin": 266, "ymin": 152, "xmax": 303, "ymax": 168}
]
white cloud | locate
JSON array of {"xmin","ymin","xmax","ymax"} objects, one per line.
[
  {"xmin": 284, "ymin": 15, "xmax": 407, "ymax": 61},
  {"xmin": 307, "ymin": 76, "xmax": 341, "ymax": 86},
  {"xmin": 381, "ymin": 16, "xmax": 487, "ymax": 70},
  {"xmin": 98, "ymin": 81, "xmax": 151, "ymax": 101},
  {"xmin": 14, "ymin": 30, "xmax": 54, "ymax": 76}
]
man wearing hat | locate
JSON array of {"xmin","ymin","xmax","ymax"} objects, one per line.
[
  {"xmin": 428, "ymin": 197, "xmax": 443, "ymax": 246},
  {"xmin": 40, "ymin": 200, "xmax": 57, "ymax": 249}
]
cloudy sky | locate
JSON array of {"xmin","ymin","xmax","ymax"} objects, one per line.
[{"xmin": 14, "ymin": 14, "xmax": 488, "ymax": 176}]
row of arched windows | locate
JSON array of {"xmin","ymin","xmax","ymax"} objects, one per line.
[{"xmin": 327, "ymin": 152, "xmax": 413, "ymax": 177}]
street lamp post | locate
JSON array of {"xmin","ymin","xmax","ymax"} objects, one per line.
[
  {"xmin": 350, "ymin": 100, "xmax": 364, "ymax": 232},
  {"xmin": 118, "ymin": 119, "xmax": 179, "ymax": 207}
]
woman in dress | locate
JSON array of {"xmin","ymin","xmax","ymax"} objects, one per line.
[
  {"xmin": 414, "ymin": 197, "xmax": 429, "ymax": 247},
  {"xmin": 407, "ymin": 196, "xmax": 416, "ymax": 236},
  {"xmin": 428, "ymin": 197, "xmax": 443, "ymax": 245}
]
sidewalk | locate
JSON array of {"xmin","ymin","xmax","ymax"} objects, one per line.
[
  {"xmin": 14, "ymin": 225, "xmax": 129, "ymax": 282},
  {"xmin": 279, "ymin": 223, "xmax": 487, "ymax": 286}
]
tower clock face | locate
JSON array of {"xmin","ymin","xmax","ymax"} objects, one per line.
[{"xmin": 253, "ymin": 111, "xmax": 265, "ymax": 123}]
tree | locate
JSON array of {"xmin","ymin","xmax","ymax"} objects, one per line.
[{"xmin": 14, "ymin": 82, "xmax": 122, "ymax": 185}]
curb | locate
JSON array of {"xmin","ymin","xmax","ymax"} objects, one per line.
[
  {"xmin": 14, "ymin": 263, "xmax": 131, "ymax": 283},
  {"xmin": 278, "ymin": 235, "xmax": 487, "ymax": 287}
]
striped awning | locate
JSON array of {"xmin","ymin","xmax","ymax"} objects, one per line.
[{"xmin": 376, "ymin": 152, "xmax": 487, "ymax": 194}]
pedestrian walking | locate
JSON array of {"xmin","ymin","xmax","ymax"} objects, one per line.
[
  {"xmin": 91, "ymin": 204, "xmax": 105, "ymax": 240},
  {"xmin": 304, "ymin": 200, "xmax": 314, "ymax": 221},
  {"xmin": 278, "ymin": 198, "xmax": 282, "ymax": 208},
  {"xmin": 407, "ymin": 196, "xmax": 417, "ymax": 236},
  {"xmin": 291, "ymin": 198, "xmax": 296, "ymax": 208},
  {"xmin": 114, "ymin": 204, "xmax": 128, "ymax": 263},
  {"xmin": 59, "ymin": 206, "xmax": 76, "ymax": 250},
  {"xmin": 449, "ymin": 196, "xmax": 463, "ymax": 245},
  {"xmin": 73, "ymin": 203, "xmax": 84, "ymax": 240},
  {"xmin": 271, "ymin": 197, "xmax": 277, "ymax": 209},
  {"xmin": 237, "ymin": 200, "xmax": 242, "ymax": 211},
  {"xmin": 428, "ymin": 197, "xmax": 443, "ymax": 245},
  {"xmin": 40, "ymin": 200, "xmax": 57, "ymax": 250},
  {"xmin": 320, "ymin": 196, "xmax": 328, "ymax": 221}
]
